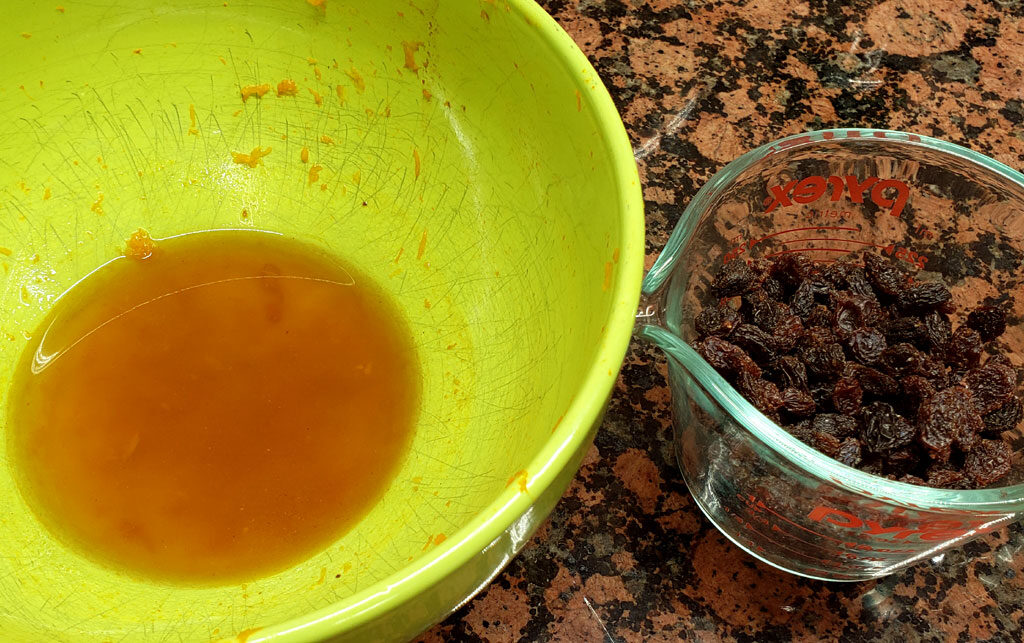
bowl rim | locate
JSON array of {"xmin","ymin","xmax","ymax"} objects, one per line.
[
  {"xmin": 642, "ymin": 127, "xmax": 1024, "ymax": 513},
  {"xmin": 253, "ymin": 1, "xmax": 645, "ymax": 641}
]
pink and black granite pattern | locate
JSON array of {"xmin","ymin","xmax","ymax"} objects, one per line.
[{"xmin": 423, "ymin": 1, "xmax": 1024, "ymax": 640}]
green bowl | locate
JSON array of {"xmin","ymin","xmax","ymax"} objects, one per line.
[{"xmin": 0, "ymin": 0, "xmax": 643, "ymax": 640}]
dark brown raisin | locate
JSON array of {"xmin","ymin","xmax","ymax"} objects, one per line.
[
  {"xmin": 944, "ymin": 326, "xmax": 983, "ymax": 370},
  {"xmin": 736, "ymin": 372, "xmax": 784, "ymax": 415},
  {"xmin": 770, "ymin": 253, "xmax": 818, "ymax": 288},
  {"xmin": 741, "ymin": 288, "xmax": 784, "ymax": 332},
  {"xmin": 833, "ymin": 292, "xmax": 883, "ymax": 337},
  {"xmin": 791, "ymin": 279, "xmax": 830, "ymax": 319},
  {"xmin": 898, "ymin": 474, "xmax": 927, "ymax": 485},
  {"xmin": 963, "ymin": 439, "xmax": 1013, "ymax": 487},
  {"xmin": 810, "ymin": 430, "xmax": 843, "ymax": 458},
  {"xmin": 864, "ymin": 252, "xmax": 907, "ymax": 297},
  {"xmin": 884, "ymin": 446, "xmax": 923, "ymax": 472},
  {"xmin": 711, "ymin": 260, "xmax": 756, "ymax": 297},
  {"xmin": 695, "ymin": 302, "xmax": 742, "ymax": 339},
  {"xmin": 811, "ymin": 413, "xmax": 858, "ymax": 438},
  {"xmin": 731, "ymin": 323, "xmax": 778, "ymax": 362},
  {"xmin": 898, "ymin": 280, "xmax": 952, "ymax": 310},
  {"xmin": 831, "ymin": 376, "xmax": 863, "ymax": 415},
  {"xmin": 771, "ymin": 313, "xmax": 805, "ymax": 353},
  {"xmin": 823, "ymin": 261, "xmax": 874, "ymax": 297},
  {"xmin": 859, "ymin": 401, "xmax": 915, "ymax": 453},
  {"xmin": 963, "ymin": 360, "xmax": 1017, "ymax": 414},
  {"xmin": 693, "ymin": 337, "xmax": 761, "ymax": 378},
  {"xmin": 917, "ymin": 386, "xmax": 983, "ymax": 462},
  {"xmin": 847, "ymin": 327, "xmax": 886, "ymax": 365},
  {"xmin": 768, "ymin": 356, "xmax": 808, "ymax": 391},
  {"xmin": 966, "ymin": 305, "xmax": 1008, "ymax": 342},
  {"xmin": 836, "ymin": 438, "xmax": 863, "ymax": 467},
  {"xmin": 799, "ymin": 341, "xmax": 846, "ymax": 381},
  {"xmin": 922, "ymin": 310, "xmax": 951, "ymax": 349},
  {"xmin": 881, "ymin": 343, "xmax": 925, "ymax": 375},
  {"xmin": 982, "ymin": 397, "xmax": 1024, "ymax": 434},
  {"xmin": 901, "ymin": 375, "xmax": 936, "ymax": 409},
  {"xmin": 805, "ymin": 305, "xmax": 832, "ymax": 329},
  {"xmin": 880, "ymin": 316, "xmax": 927, "ymax": 348},
  {"xmin": 926, "ymin": 466, "xmax": 970, "ymax": 489},
  {"xmin": 848, "ymin": 364, "xmax": 900, "ymax": 397},
  {"xmin": 785, "ymin": 419, "xmax": 813, "ymax": 443},
  {"xmin": 762, "ymin": 277, "xmax": 786, "ymax": 302},
  {"xmin": 781, "ymin": 387, "xmax": 816, "ymax": 417},
  {"xmin": 809, "ymin": 384, "xmax": 835, "ymax": 409},
  {"xmin": 860, "ymin": 458, "xmax": 886, "ymax": 476}
]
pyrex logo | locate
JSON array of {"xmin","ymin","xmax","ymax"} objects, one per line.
[{"xmin": 764, "ymin": 175, "xmax": 910, "ymax": 219}]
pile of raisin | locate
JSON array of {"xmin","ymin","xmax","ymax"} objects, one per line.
[{"xmin": 692, "ymin": 251, "xmax": 1020, "ymax": 489}]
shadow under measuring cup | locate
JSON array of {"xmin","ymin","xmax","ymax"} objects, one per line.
[{"xmin": 638, "ymin": 128, "xmax": 1024, "ymax": 581}]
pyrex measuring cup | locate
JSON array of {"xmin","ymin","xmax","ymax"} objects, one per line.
[{"xmin": 639, "ymin": 129, "xmax": 1024, "ymax": 581}]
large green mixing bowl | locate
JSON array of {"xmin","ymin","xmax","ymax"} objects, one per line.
[{"xmin": 0, "ymin": 0, "xmax": 643, "ymax": 641}]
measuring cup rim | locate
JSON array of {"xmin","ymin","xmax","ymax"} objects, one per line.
[{"xmin": 641, "ymin": 128, "xmax": 1024, "ymax": 511}]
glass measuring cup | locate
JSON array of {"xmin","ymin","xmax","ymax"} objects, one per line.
[{"xmin": 639, "ymin": 129, "xmax": 1024, "ymax": 581}]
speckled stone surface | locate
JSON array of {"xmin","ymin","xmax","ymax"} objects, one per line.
[{"xmin": 421, "ymin": 1, "xmax": 1024, "ymax": 641}]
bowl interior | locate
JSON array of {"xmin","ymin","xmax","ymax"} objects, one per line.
[{"xmin": 0, "ymin": 1, "xmax": 638, "ymax": 639}]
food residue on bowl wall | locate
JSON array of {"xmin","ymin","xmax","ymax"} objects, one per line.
[
  {"xmin": 276, "ymin": 79, "xmax": 298, "ymax": 97},
  {"xmin": 240, "ymin": 84, "xmax": 270, "ymax": 102},
  {"xmin": 231, "ymin": 147, "xmax": 272, "ymax": 168}
]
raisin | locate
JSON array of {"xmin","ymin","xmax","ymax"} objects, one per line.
[
  {"xmin": 881, "ymin": 342, "xmax": 925, "ymax": 375},
  {"xmin": 791, "ymin": 279, "xmax": 830, "ymax": 319},
  {"xmin": 898, "ymin": 474, "xmax": 927, "ymax": 485},
  {"xmin": 966, "ymin": 305, "xmax": 1008, "ymax": 342},
  {"xmin": 711, "ymin": 260, "xmax": 756, "ymax": 297},
  {"xmin": 944, "ymin": 326, "xmax": 983, "ymax": 369},
  {"xmin": 805, "ymin": 305, "xmax": 832, "ymax": 329},
  {"xmin": 781, "ymin": 387, "xmax": 816, "ymax": 417},
  {"xmin": 832, "ymin": 376, "xmax": 863, "ymax": 415},
  {"xmin": 824, "ymin": 261, "xmax": 874, "ymax": 297},
  {"xmin": 799, "ymin": 338, "xmax": 846, "ymax": 381},
  {"xmin": 926, "ymin": 466, "xmax": 970, "ymax": 489},
  {"xmin": 810, "ymin": 430, "xmax": 842, "ymax": 458},
  {"xmin": 762, "ymin": 277, "xmax": 785, "ymax": 302},
  {"xmin": 809, "ymin": 384, "xmax": 835, "ymax": 409},
  {"xmin": 898, "ymin": 280, "xmax": 952, "ymax": 310},
  {"xmin": 917, "ymin": 386, "xmax": 983, "ymax": 462},
  {"xmin": 847, "ymin": 327, "xmax": 887, "ymax": 365},
  {"xmin": 768, "ymin": 356, "xmax": 808, "ymax": 391},
  {"xmin": 771, "ymin": 313, "xmax": 805, "ymax": 353},
  {"xmin": 963, "ymin": 361, "xmax": 1017, "ymax": 415},
  {"xmin": 880, "ymin": 316, "xmax": 927, "ymax": 348},
  {"xmin": 836, "ymin": 438, "xmax": 863, "ymax": 467},
  {"xmin": 901, "ymin": 375, "xmax": 935, "ymax": 408},
  {"xmin": 833, "ymin": 292, "xmax": 883, "ymax": 336},
  {"xmin": 786, "ymin": 419, "xmax": 813, "ymax": 443},
  {"xmin": 849, "ymin": 364, "xmax": 900, "ymax": 397},
  {"xmin": 860, "ymin": 458, "xmax": 886, "ymax": 476},
  {"xmin": 811, "ymin": 413, "xmax": 858, "ymax": 438},
  {"xmin": 922, "ymin": 310, "xmax": 951, "ymax": 349},
  {"xmin": 736, "ymin": 372, "xmax": 784, "ymax": 415},
  {"xmin": 695, "ymin": 302, "xmax": 742, "ymax": 339},
  {"xmin": 731, "ymin": 323, "xmax": 778, "ymax": 362},
  {"xmin": 770, "ymin": 253, "xmax": 817, "ymax": 288},
  {"xmin": 884, "ymin": 446, "xmax": 923, "ymax": 472},
  {"xmin": 864, "ymin": 252, "xmax": 907, "ymax": 297},
  {"xmin": 859, "ymin": 401, "xmax": 915, "ymax": 453},
  {"xmin": 741, "ymin": 288, "xmax": 783, "ymax": 332},
  {"xmin": 982, "ymin": 397, "xmax": 1024, "ymax": 434},
  {"xmin": 694, "ymin": 336, "xmax": 761, "ymax": 378},
  {"xmin": 963, "ymin": 439, "xmax": 1013, "ymax": 487}
]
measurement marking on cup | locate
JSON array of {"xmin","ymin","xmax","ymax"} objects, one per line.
[
  {"xmin": 740, "ymin": 494, "xmax": 844, "ymax": 543},
  {"xmin": 777, "ymin": 237, "xmax": 885, "ymax": 248},
  {"xmin": 724, "ymin": 226, "xmax": 861, "ymax": 263},
  {"xmin": 766, "ymin": 247, "xmax": 854, "ymax": 258}
]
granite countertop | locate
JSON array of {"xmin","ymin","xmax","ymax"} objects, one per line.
[{"xmin": 424, "ymin": 1, "xmax": 1024, "ymax": 640}]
